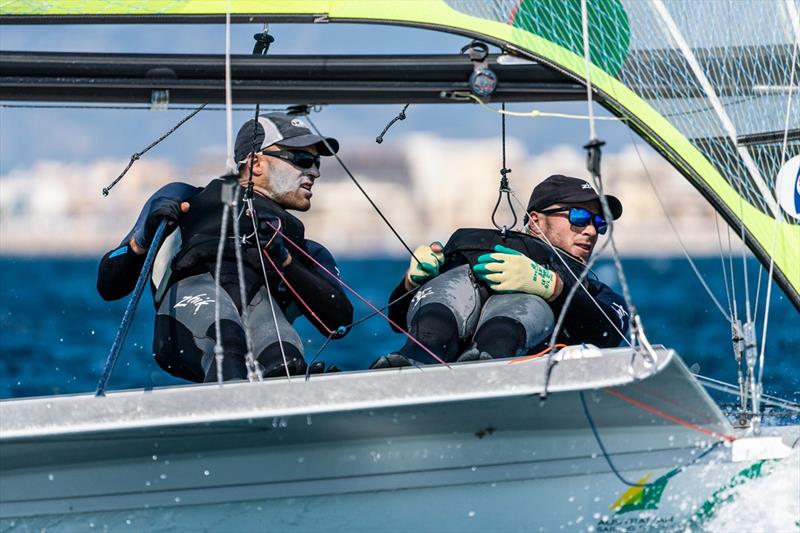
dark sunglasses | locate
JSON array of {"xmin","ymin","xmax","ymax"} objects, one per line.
[
  {"xmin": 261, "ymin": 149, "xmax": 321, "ymax": 169},
  {"xmin": 539, "ymin": 206, "xmax": 608, "ymax": 235}
]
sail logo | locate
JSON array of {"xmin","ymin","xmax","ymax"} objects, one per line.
[{"xmin": 775, "ymin": 155, "xmax": 800, "ymax": 220}]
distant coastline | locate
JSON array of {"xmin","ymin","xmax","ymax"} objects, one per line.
[{"xmin": 0, "ymin": 135, "xmax": 746, "ymax": 257}]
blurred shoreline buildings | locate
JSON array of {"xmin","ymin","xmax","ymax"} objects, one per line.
[{"xmin": 1, "ymin": 134, "xmax": 744, "ymax": 257}]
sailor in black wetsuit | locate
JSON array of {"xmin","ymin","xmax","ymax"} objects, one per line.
[
  {"xmin": 373, "ymin": 174, "xmax": 629, "ymax": 368},
  {"xmin": 97, "ymin": 113, "xmax": 353, "ymax": 382}
]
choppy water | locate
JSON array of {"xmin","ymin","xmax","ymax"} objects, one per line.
[
  {"xmin": 1, "ymin": 256, "xmax": 798, "ymax": 400},
  {"xmin": 1, "ymin": 256, "xmax": 799, "ymax": 532}
]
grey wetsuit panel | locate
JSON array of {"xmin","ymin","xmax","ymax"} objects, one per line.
[
  {"xmin": 406, "ymin": 265, "xmax": 481, "ymax": 339},
  {"xmin": 156, "ymin": 273, "xmax": 303, "ymax": 376},
  {"xmin": 477, "ymin": 293, "xmax": 555, "ymax": 354}
]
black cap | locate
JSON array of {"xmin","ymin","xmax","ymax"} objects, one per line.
[
  {"xmin": 234, "ymin": 112, "xmax": 339, "ymax": 164},
  {"xmin": 526, "ymin": 174, "xmax": 622, "ymax": 219}
]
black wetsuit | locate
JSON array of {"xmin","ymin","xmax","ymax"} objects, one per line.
[
  {"xmin": 386, "ymin": 228, "xmax": 629, "ymax": 362},
  {"xmin": 97, "ymin": 179, "xmax": 353, "ymax": 381}
]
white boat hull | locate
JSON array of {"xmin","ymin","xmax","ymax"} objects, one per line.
[{"xmin": 1, "ymin": 347, "xmax": 797, "ymax": 531}]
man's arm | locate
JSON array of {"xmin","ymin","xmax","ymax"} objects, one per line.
[
  {"xmin": 283, "ymin": 240, "xmax": 353, "ymax": 337},
  {"xmin": 551, "ymin": 278, "xmax": 629, "ymax": 348},
  {"xmin": 386, "ymin": 278, "xmax": 417, "ymax": 333},
  {"xmin": 96, "ymin": 183, "xmax": 199, "ymax": 301}
]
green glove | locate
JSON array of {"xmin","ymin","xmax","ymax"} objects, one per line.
[
  {"xmin": 472, "ymin": 244, "xmax": 562, "ymax": 300},
  {"xmin": 406, "ymin": 242, "xmax": 445, "ymax": 287}
]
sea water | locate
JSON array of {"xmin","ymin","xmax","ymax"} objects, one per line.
[
  {"xmin": 0, "ymin": 256, "xmax": 798, "ymax": 531},
  {"xmin": 1, "ymin": 256, "xmax": 797, "ymax": 401}
]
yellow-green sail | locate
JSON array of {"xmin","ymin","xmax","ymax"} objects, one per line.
[{"xmin": 3, "ymin": 0, "xmax": 798, "ymax": 308}]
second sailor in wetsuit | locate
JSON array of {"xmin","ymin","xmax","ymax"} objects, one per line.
[
  {"xmin": 97, "ymin": 113, "xmax": 353, "ymax": 382},
  {"xmin": 373, "ymin": 174, "xmax": 629, "ymax": 368}
]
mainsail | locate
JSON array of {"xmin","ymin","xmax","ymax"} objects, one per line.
[{"xmin": 1, "ymin": 0, "xmax": 798, "ymax": 310}]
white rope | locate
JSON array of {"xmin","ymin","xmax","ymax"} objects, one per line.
[
  {"xmin": 224, "ymin": 0, "xmax": 235, "ymax": 173},
  {"xmin": 231, "ymin": 196, "xmax": 261, "ymax": 382},
  {"xmin": 245, "ymin": 201, "xmax": 293, "ymax": 381},
  {"xmin": 628, "ymin": 138, "xmax": 732, "ymax": 324},
  {"xmin": 465, "ymin": 92, "xmax": 620, "ymax": 121},
  {"xmin": 757, "ymin": 32, "xmax": 799, "ymax": 388},
  {"xmin": 213, "ymin": 203, "xmax": 231, "ymax": 384},
  {"xmin": 581, "ymin": 0, "xmax": 597, "ymax": 141}
]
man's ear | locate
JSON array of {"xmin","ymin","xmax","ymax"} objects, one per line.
[{"xmin": 527, "ymin": 211, "xmax": 543, "ymax": 236}]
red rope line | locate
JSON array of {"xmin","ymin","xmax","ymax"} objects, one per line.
[
  {"xmin": 261, "ymin": 222, "xmax": 335, "ymax": 336},
  {"xmin": 263, "ymin": 220, "xmax": 450, "ymax": 367},
  {"xmin": 508, "ymin": 344, "xmax": 567, "ymax": 364},
  {"xmin": 603, "ymin": 387, "xmax": 737, "ymax": 442}
]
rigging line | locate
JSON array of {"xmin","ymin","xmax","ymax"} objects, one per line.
[
  {"xmin": 304, "ymin": 115, "xmax": 422, "ymax": 265},
  {"xmin": 627, "ymin": 135, "xmax": 732, "ymax": 323},
  {"xmin": 464, "ymin": 92, "xmax": 620, "ymax": 121},
  {"xmin": 245, "ymin": 201, "xmax": 293, "ymax": 380},
  {"xmin": 223, "ymin": 0, "xmax": 235, "ymax": 173},
  {"xmin": 581, "ymin": 0, "xmax": 597, "ymax": 141},
  {"xmin": 230, "ymin": 189, "xmax": 262, "ymax": 382},
  {"xmin": 304, "ymin": 332, "xmax": 335, "ymax": 381},
  {"xmin": 213, "ymin": 201, "xmax": 232, "ymax": 384},
  {"xmin": 348, "ymin": 287, "xmax": 419, "ymax": 329},
  {"xmin": 753, "ymin": 264, "xmax": 764, "ymax": 325},
  {"xmin": 492, "ymin": 102, "xmax": 518, "ymax": 231},
  {"xmin": 603, "ymin": 387, "xmax": 736, "ymax": 443},
  {"xmin": 713, "ymin": 213, "xmax": 735, "ymax": 320},
  {"xmin": 260, "ymin": 231, "xmax": 336, "ymax": 336},
  {"xmin": 758, "ymin": 33, "xmax": 799, "ymax": 390},
  {"xmin": 102, "ymin": 103, "xmax": 206, "ymax": 196},
  {"xmin": 651, "ymin": 0, "xmax": 780, "ymax": 218},
  {"xmin": 509, "ymin": 191, "xmax": 631, "ymax": 346},
  {"xmin": 270, "ymin": 222, "xmax": 451, "ymax": 368},
  {"xmin": 578, "ymin": 4, "xmax": 637, "ymax": 350},
  {"xmin": 0, "ymin": 104, "xmax": 279, "ymax": 111},
  {"xmin": 693, "ymin": 373, "xmax": 800, "ymax": 413},
  {"xmin": 579, "ymin": 391, "xmax": 722, "ymax": 488},
  {"xmin": 727, "ymin": 226, "xmax": 740, "ymax": 325}
]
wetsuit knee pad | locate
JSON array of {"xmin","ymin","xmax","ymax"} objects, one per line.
[
  {"xmin": 207, "ymin": 319, "xmax": 248, "ymax": 355},
  {"xmin": 153, "ymin": 315, "xmax": 205, "ymax": 382},
  {"xmin": 201, "ymin": 319, "xmax": 251, "ymax": 382},
  {"xmin": 257, "ymin": 342, "xmax": 304, "ymax": 376},
  {"xmin": 399, "ymin": 302, "xmax": 461, "ymax": 363},
  {"xmin": 476, "ymin": 294, "xmax": 555, "ymax": 357},
  {"xmin": 474, "ymin": 316, "xmax": 528, "ymax": 358}
]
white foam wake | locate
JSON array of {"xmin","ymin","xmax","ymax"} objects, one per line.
[{"xmin": 705, "ymin": 446, "xmax": 800, "ymax": 532}]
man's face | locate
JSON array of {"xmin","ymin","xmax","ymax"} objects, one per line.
[
  {"xmin": 253, "ymin": 145, "xmax": 320, "ymax": 211},
  {"xmin": 528, "ymin": 200, "xmax": 603, "ymax": 262}
]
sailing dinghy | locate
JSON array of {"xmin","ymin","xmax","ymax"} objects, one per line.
[{"xmin": 1, "ymin": 1, "xmax": 798, "ymax": 531}]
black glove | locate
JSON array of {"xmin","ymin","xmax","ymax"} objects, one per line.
[
  {"xmin": 258, "ymin": 216, "xmax": 289, "ymax": 265},
  {"xmin": 142, "ymin": 197, "xmax": 183, "ymax": 248}
]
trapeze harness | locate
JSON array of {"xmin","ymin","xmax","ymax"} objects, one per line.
[{"xmin": 387, "ymin": 227, "xmax": 627, "ymax": 350}]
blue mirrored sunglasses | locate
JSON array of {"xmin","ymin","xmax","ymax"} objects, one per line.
[{"xmin": 539, "ymin": 206, "xmax": 608, "ymax": 235}]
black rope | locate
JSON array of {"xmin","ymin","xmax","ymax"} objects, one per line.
[
  {"xmin": 304, "ymin": 115, "xmax": 422, "ymax": 265},
  {"xmin": 102, "ymin": 103, "xmax": 207, "ymax": 196},
  {"xmin": 376, "ymin": 104, "xmax": 410, "ymax": 144},
  {"xmin": 491, "ymin": 103, "xmax": 517, "ymax": 232},
  {"xmin": 304, "ymin": 331, "xmax": 335, "ymax": 381},
  {"xmin": 579, "ymin": 391, "xmax": 722, "ymax": 488}
]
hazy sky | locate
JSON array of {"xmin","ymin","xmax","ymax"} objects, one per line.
[{"xmin": 0, "ymin": 21, "xmax": 638, "ymax": 175}]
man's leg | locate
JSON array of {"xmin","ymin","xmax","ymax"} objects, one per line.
[
  {"xmin": 471, "ymin": 294, "xmax": 554, "ymax": 358},
  {"xmin": 153, "ymin": 273, "xmax": 250, "ymax": 382},
  {"xmin": 246, "ymin": 287, "xmax": 306, "ymax": 377},
  {"xmin": 394, "ymin": 265, "xmax": 482, "ymax": 364}
]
